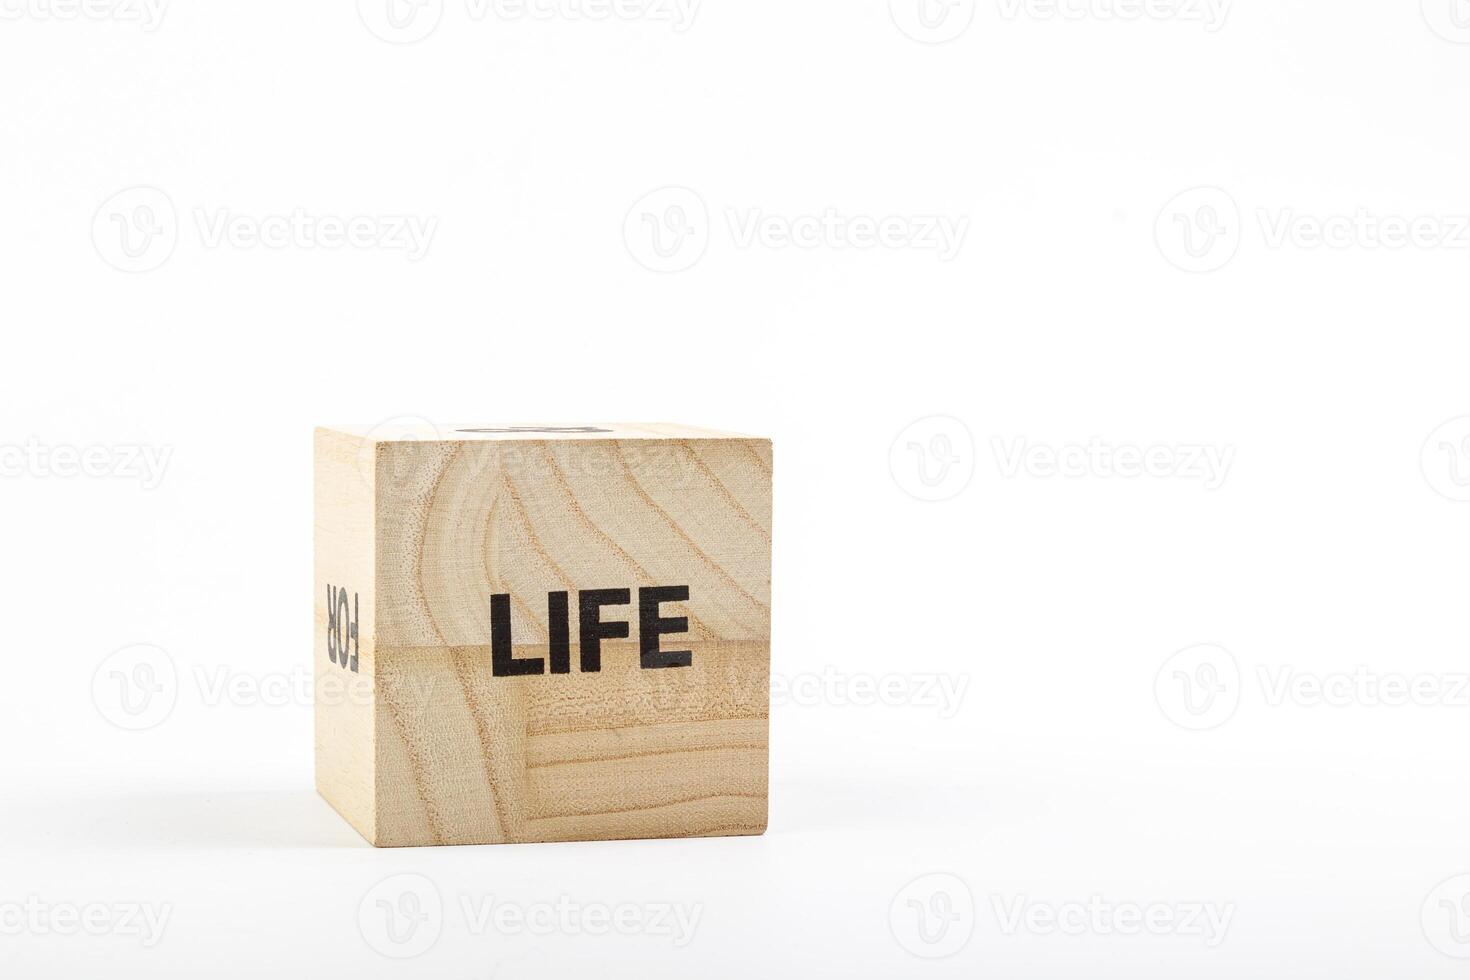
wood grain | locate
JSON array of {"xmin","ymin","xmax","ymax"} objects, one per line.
[
  {"xmin": 315, "ymin": 425, "xmax": 771, "ymax": 847},
  {"xmin": 313, "ymin": 428, "xmax": 377, "ymax": 844}
]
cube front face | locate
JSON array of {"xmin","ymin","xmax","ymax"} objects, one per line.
[{"xmin": 315, "ymin": 426, "xmax": 771, "ymax": 847}]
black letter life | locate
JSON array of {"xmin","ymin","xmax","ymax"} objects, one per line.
[
  {"xmin": 579, "ymin": 588, "xmax": 631, "ymax": 673},
  {"xmin": 639, "ymin": 585, "xmax": 692, "ymax": 669},
  {"xmin": 491, "ymin": 592, "xmax": 545, "ymax": 676}
]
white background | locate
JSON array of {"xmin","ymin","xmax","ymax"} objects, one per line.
[{"xmin": 3, "ymin": 0, "xmax": 1470, "ymax": 975}]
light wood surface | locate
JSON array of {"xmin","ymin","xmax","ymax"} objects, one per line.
[
  {"xmin": 315, "ymin": 425, "xmax": 771, "ymax": 847},
  {"xmin": 313, "ymin": 428, "xmax": 378, "ymax": 844}
]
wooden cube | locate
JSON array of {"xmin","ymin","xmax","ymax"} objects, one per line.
[{"xmin": 314, "ymin": 423, "xmax": 772, "ymax": 847}]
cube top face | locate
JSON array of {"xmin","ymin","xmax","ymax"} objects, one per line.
[
  {"xmin": 314, "ymin": 424, "xmax": 772, "ymax": 847},
  {"xmin": 324, "ymin": 420, "xmax": 763, "ymax": 443}
]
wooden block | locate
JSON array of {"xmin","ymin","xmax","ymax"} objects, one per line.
[{"xmin": 314, "ymin": 423, "xmax": 772, "ymax": 847}]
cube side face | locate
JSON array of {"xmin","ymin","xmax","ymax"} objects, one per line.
[
  {"xmin": 313, "ymin": 429, "xmax": 378, "ymax": 845},
  {"xmin": 371, "ymin": 437, "xmax": 772, "ymax": 846}
]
